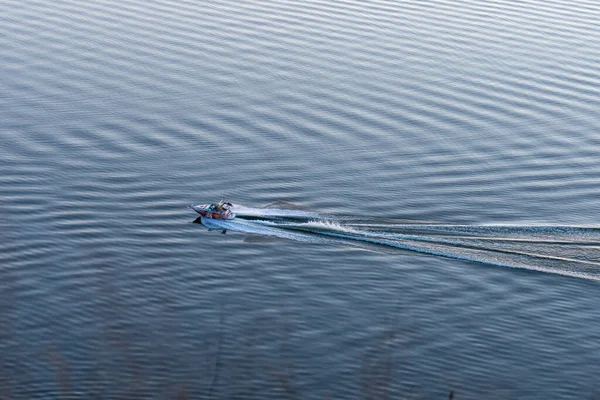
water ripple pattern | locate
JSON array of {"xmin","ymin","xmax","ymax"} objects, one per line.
[{"xmin": 2, "ymin": 0, "xmax": 600, "ymax": 398}]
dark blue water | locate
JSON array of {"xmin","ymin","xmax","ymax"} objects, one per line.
[{"xmin": 2, "ymin": 0, "xmax": 600, "ymax": 398}]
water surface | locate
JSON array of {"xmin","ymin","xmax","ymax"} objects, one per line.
[{"xmin": 2, "ymin": 0, "xmax": 600, "ymax": 398}]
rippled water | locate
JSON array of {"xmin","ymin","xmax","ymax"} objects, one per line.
[{"xmin": 2, "ymin": 0, "xmax": 600, "ymax": 398}]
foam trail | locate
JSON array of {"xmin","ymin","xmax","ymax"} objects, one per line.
[
  {"xmin": 200, "ymin": 217, "xmax": 327, "ymax": 243},
  {"xmin": 199, "ymin": 217, "xmax": 401, "ymax": 253},
  {"xmin": 195, "ymin": 207, "xmax": 600, "ymax": 280},
  {"xmin": 347, "ymin": 223, "xmax": 600, "ymax": 239},
  {"xmin": 323, "ymin": 230, "xmax": 600, "ymax": 279},
  {"xmin": 231, "ymin": 204, "xmax": 327, "ymax": 220},
  {"xmin": 264, "ymin": 221, "xmax": 600, "ymax": 280}
]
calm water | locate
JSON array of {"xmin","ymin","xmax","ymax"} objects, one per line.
[{"xmin": 2, "ymin": 0, "xmax": 600, "ymax": 398}]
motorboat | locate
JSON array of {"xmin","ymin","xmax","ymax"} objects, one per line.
[{"xmin": 190, "ymin": 200, "xmax": 235, "ymax": 220}]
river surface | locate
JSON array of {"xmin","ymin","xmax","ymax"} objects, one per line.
[{"xmin": 2, "ymin": 0, "xmax": 600, "ymax": 398}]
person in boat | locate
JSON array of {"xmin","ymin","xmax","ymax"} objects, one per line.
[{"xmin": 215, "ymin": 200, "xmax": 231, "ymax": 212}]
